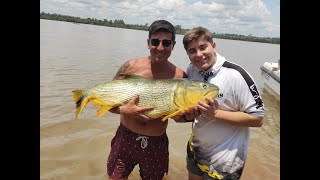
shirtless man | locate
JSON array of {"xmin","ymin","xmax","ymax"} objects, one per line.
[{"xmin": 107, "ymin": 20, "xmax": 189, "ymax": 180}]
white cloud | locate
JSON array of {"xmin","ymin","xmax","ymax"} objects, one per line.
[
  {"xmin": 40, "ymin": 0, "xmax": 280, "ymax": 37},
  {"xmin": 157, "ymin": 0, "xmax": 186, "ymax": 9}
]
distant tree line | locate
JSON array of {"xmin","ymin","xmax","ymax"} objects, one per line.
[{"xmin": 40, "ymin": 12, "xmax": 279, "ymax": 44}]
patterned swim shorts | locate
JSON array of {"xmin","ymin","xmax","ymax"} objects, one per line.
[{"xmin": 107, "ymin": 123, "xmax": 169, "ymax": 180}]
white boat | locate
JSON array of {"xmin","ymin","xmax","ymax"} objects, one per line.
[{"xmin": 260, "ymin": 60, "xmax": 280, "ymax": 98}]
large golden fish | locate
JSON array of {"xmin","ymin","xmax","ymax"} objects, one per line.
[{"xmin": 72, "ymin": 74, "xmax": 219, "ymax": 121}]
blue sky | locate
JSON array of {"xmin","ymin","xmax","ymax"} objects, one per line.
[{"xmin": 40, "ymin": 0, "xmax": 280, "ymax": 38}]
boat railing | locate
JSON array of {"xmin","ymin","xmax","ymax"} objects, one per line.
[{"xmin": 260, "ymin": 66, "xmax": 280, "ymax": 83}]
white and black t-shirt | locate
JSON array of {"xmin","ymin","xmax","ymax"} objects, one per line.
[{"xmin": 186, "ymin": 53, "xmax": 265, "ymax": 175}]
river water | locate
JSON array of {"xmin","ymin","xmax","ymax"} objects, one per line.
[{"xmin": 40, "ymin": 19, "xmax": 280, "ymax": 180}]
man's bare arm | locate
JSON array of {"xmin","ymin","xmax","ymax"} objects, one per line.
[{"xmin": 113, "ymin": 60, "xmax": 131, "ymax": 80}]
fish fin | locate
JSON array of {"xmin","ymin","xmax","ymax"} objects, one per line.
[
  {"xmin": 91, "ymin": 99, "xmax": 105, "ymax": 106},
  {"xmin": 119, "ymin": 73, "xmax": 145, "ymax": 79},
  {"xmin": 162, "ymin": 110, "xmax": 184, "ymax": 121},
  {"xmin": 72, "ymin": 89, "xmax": 84, "ymax": 103},
  {"xmin": 72, "ymin": 89, "xmax": 89, "ymax": 118},
  {"xmin": 91, "ymin": 98, "xmax": 114, "ymax": 116},
  {"xmin": 97, "ymin": 105, "xmax": 113, "ymax": 117}
]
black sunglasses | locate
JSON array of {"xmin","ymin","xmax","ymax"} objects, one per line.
[{"xmin": 150, "ymin": 39, "xmax": 172, "ymax": 47}]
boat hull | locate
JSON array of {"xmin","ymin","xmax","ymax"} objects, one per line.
[{"xmin": 260, "ymin": 62, "xmax": 280, "ymax": 97}]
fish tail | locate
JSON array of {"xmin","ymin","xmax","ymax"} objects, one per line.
[{"xmin": 72, "ymin": 89, "xmax": 89, "ymax": 118}]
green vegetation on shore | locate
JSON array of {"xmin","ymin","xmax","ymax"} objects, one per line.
[{"xmin": 40, "ymin": 12, "xmax": 280, "ymax": 44}]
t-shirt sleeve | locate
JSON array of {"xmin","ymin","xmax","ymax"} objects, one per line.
[{"xmin": 233, "ymin": 70, "xmax": 265, "ymax": 118}]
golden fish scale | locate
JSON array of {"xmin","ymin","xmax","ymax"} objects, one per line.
[{"xmin": 89, "ymin": 79, "xmax": 180, "ymax": 118}]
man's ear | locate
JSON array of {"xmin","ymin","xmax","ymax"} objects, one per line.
[
  {"xmin": 172, "ymin": 40, "xmax": 176, "ymax": 49},
  {"xmin": 211, "ymin": 42, "xmax": 216, "ymax": 48}
]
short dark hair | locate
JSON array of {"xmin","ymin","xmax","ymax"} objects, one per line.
[{"xmin": 149, "ymin": 20, "xmax": 176, "ymax": 41}]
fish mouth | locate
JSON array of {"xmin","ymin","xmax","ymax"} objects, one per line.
[{"xmin": 204, "ymin": 90, "xmax": 219, "ymax": 100}]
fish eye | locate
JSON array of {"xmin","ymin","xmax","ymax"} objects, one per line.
[{"xmin": 202, "ymin": 83, "xmax": 207, "ymax": 89}]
